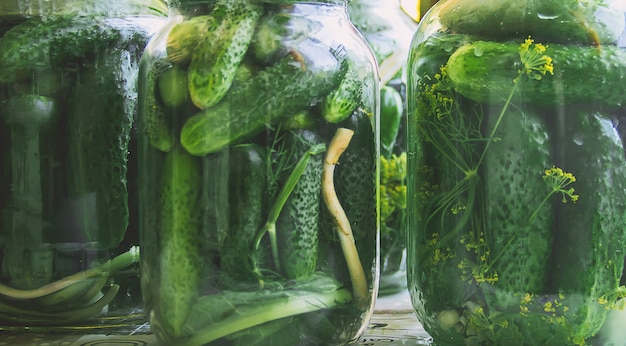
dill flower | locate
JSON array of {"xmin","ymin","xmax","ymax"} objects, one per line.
[
  {"xmin": 517, "ymin": 36, "xmax": 554, "ymax": 81},
  {"xmin": 543, "ymin": 166, "xmax": 579, "ymax": 203}
]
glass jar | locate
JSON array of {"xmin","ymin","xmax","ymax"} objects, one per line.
[
  {"xmin": 136, "ymin": 0, "xmax": 379, "ymax": 345},
  {"xmin": 0, "ymin": 0, "xmax": 166, "ymax": 326},
  {"xmin": 406, "ymin": 0, "xmax": 626, "ymax": 344}
]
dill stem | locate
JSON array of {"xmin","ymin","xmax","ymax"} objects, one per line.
[
  {"xmin": 528, "ymin": 190, "xmax": 555, "ymax": 222},
  {"xmin": 420, "ymin": 179, "xmax": 477, "ymax": 263},
  {"xmin": 475, "ymin": 77, "xmax": 522, "ymax": 170}
]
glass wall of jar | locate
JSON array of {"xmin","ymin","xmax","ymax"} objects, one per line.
[
  {"xmin": 405, "ymin": 0, "xmax": 626, "ymax": 345},
  {"xmin": 347, "ymin": 0, "xmax": 445, "ymax": 297},
  {"xmin": 0, "ymin": 0, "xmax": 166, "ymax": 326},
  {"xmin": 136, "ymin": 0, "xmax": 379, "ymax": 344}
]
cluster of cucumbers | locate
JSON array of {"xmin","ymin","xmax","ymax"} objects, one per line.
[{"xmin": 138, "ymin": 0, "xmax": 377, "ymax": 342}]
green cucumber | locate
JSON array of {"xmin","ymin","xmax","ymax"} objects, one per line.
[
  {"xmin": 187, "ymin": 0, "xmax": 263, "ymax": 109},
  {"xmin": 165, "ymin": 15, "xmax": 214, "ymax": 66},
  {"xmin": 547, "ymin": 107, "xmax": 626, "ymax": 341},
  {"xmin": 407, "ymin": 33, "xmax": 473, "ymax": 86},
  {"xmin": 322, "ymin": 65, "xmax": 362, "ymax": 124},
  {"xmin": 158, "ymin": 64, "xmax": 189, "ymax": 108},
  {"xmin": 482, "ymin": 106, "xmax": 553, "ymax": 311},
  {"xmin": 0, "ymin": 16, "xmax": 119, "ymax": 83},
  {"xmin": 333, "ymin": 110, "xmax": 377, "ymax": 272},
  {"xmin": 140, "ymin": 57, "xmax": 175, "ymax": 152},
  {"xmin": 251, "ymin": 9, "xmax": 320, "ymax": 63},
  {"xmin": 379, "ymin": 85, "xmax": 403, "ymax": 158},
  {"xmin": 158, "ymin": 146, "xmax": 202, "ymax": 339},
  {"xmin": 275, "ymin": 130, "xmax": 325, "ymax": 280},
  {"xmin": 181, "ymin": 55, "xmax": 347, "ymax": 156},
  {"xmin": 65, "ymin": 59, "xmax": 131, "ymax": 247},
  {"xmin": 436, "ymin": 0, "xmax": 624, "ymax": 45},
  {"xmin": 445, "ymin": 40, "xmax": 626, "ymax": 108},
  {"xmin": 220, "ymin": 144, "xmax": 269, "ymax": 286}
]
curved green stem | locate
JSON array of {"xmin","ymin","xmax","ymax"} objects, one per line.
[
  {"xmin": 0, "ymin": 246, "xmax": 139, "ymax": 300},
  {"xmin": 180, "ymin": 288, "xmax": 352, "ymax": 346}
]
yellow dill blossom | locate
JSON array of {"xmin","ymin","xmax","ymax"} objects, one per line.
[
  {"xmin": 529, "ymin": 166, "xmax": 579, "ymax": 222},
  {"xmin": 597, "ymin": 286, "xmax": 626, "ymax": 309},
  {"xmin": 458, "ymin": 258, "xmax": 498, "ymax": 284},
  {"xmin": 543, "ymin": 166, "xmax": 579, "ymax": 203},
  {"xmin": 543, "ymin": 301, "xmax": 556, "ymax": 313},
  {"xmin": 517, "ymin": 36, "xmax": 554, "ymax": 81}
]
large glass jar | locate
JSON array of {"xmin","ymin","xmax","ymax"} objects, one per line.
[
  {"xmin": 136, "ymin": 0, "xmax": 379, "ymax": 345},
  {"xmin": 0, "ymin": 0, "xmax": 166, "ymax": 326},
  {"xmin": 406, "ymin": 0, "xmax": 626, "ymax": 345}
]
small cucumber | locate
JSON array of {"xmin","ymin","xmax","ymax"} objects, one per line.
[
  {"xmin": 165, "ymin": 15, "xmax": 215, "ymax": 66},
  {"xmin": 157, "ymin": 64, "xmax": 189, "ymax": 107},
  {"xmin": 219, "ymin": 144, "xmax": 269, "ymax": 286},
  {"xmin": 322, "ymin": 65, "xmax": 362, "ymax": 124},
  {"xmin": 482, "ymin": 106, "xmax": 553, "ymax": 311},
  {"xmin": 547, "ymin": 107, "xmax": 626, "ymax": 341},
  {"xmin": 187, "ymin": 0, "xmax": 263, "ymax": 109},
  {"xmin": 157, "ymin": 146, "xmax": 202, "ymax": 338},
  {"xmin": 181, "ymin": 55, "xmax": 347, "ymax": 156},
  {"xmin": 407, "ymin": 33, "xmax": 473, "ymax": 86},
  {"xmin": 275, "ymin": 130, "xmax": 325, "ymax": 280},
  {"xmin": 379, "ymin": 85, "xmax": 403, "ymax": 158},
  {"xmin": 140, "ymin": 57, "xmax": 175, "ymax": 152},
  {"xmin": 436, "ymin": 0, "xmax": 624, "ymax": 45},
  {"xmin": 445, "ymin": 40, "xmax": 626, "ymax": 108},
  {"xmin": 251, "ymin": 10, "xmax": 320, "ymax": 63}
]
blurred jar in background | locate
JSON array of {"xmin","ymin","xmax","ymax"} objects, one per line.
[{"xmin": 0, "ymin": 0, "xmax": 166, "ymax": 327}]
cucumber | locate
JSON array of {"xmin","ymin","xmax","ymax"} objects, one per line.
[
  {"xmin": 379, "ymin": 85, "xmax": 403, "ymax": 158},
  {"xmin": 165, "ymin": 15, "xmax": 214, "ymax": 66},
  {"xmin": 482, "ymin": 106, "xmax": 553, "ymax": 311},
  {"xmin": 332, "ymin": 110, "xmax": 377, "ymax": 272},
  {"xmin": 219, "ymin": 144, "xmax": 269, "ymax": 286},
  {"xmin": 547, "ymin": 107, "xmax": 626, "ymax": 341},
  {"xmin": 436, "ymin": 0, "xmax": 624, "ymax": 45},
  {"xmin": 187, "ymin": 0, "xmax": 263, "ymax": 109},
  {"xmin": 181, "ymin": 55, "xmax": 347, "ymax": 156},
  {"xmin": 0, "ymin": 16, "xmax": 119, "ymax": 83},
  {"xmin": 65, "ymin": 59, "xmax": 131, "ymax": 247},
  {"xmin": 157, "ymin": 146, "xmax": 202, "ymax": 339},
  {"xmin": 407, "ymin": 33, "xmax": 473, "ymax": 86},
  {"xmin": 322, "ymin": 65, "xmax": 362, "ymax": 124},
  {"xmin": 275, "ymin": 130, "xmax": 325, "ymax": 280},
  {"xmin": 140, "ymin": 57, "xmax": 175, "ymax": 152},
  {"xmin": 251, "ymin": 9, "xmax": 320, "ymax": 63},
  {"xmin": 158, "ymin": 64, "xmax": 189, "ymax": 108},
  {"xmin": 445, "ymin": 40, "xmax": 626, "ymax": 108}
]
